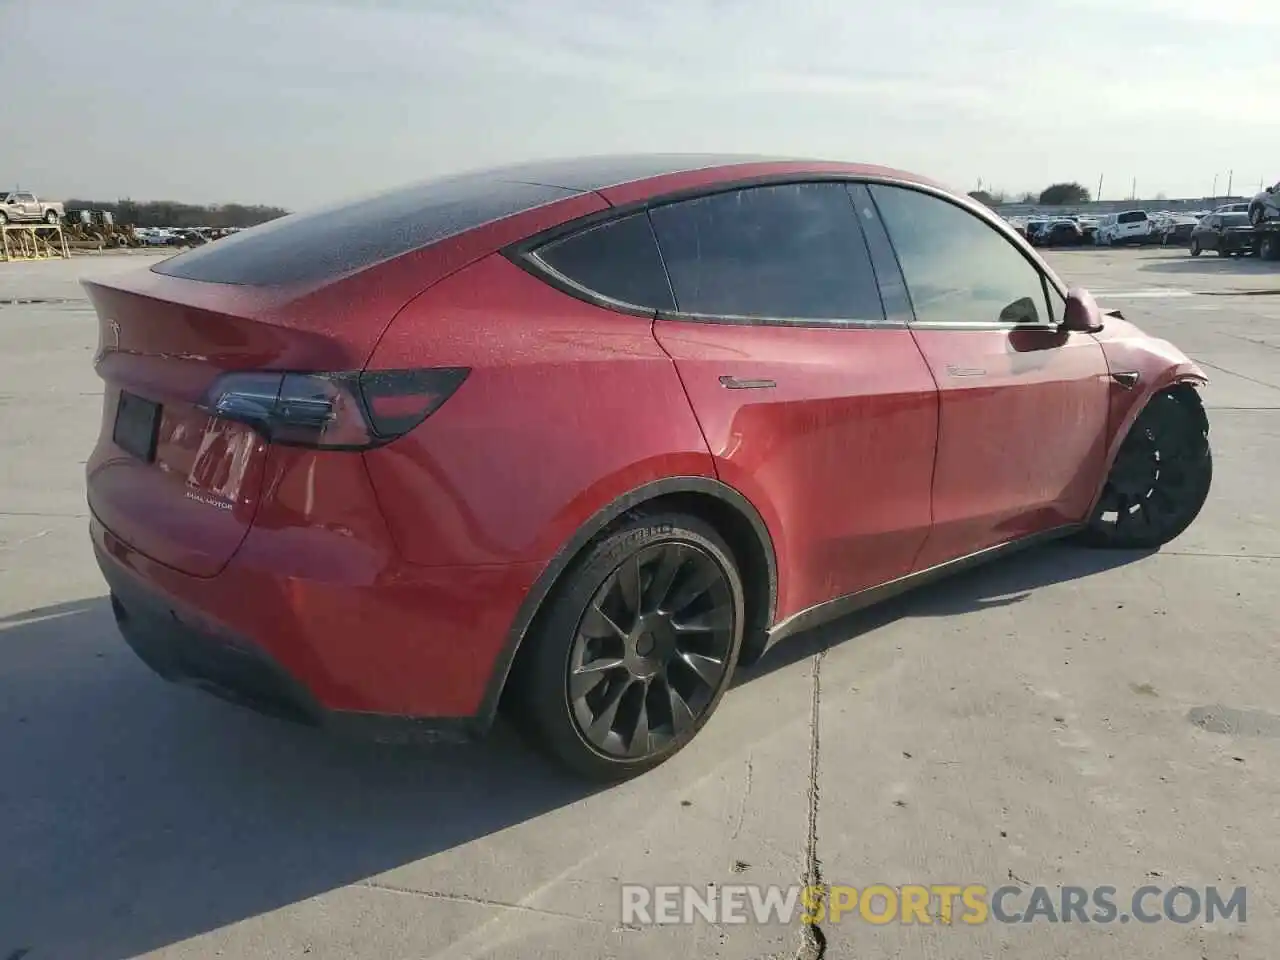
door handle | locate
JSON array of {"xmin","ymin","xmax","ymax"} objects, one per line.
[
  {"xmin": 719, "ymin": 376, "xmax": 776, "ymax": 390},
  {"xmin": 945, "ymin": 365, "xmax": 986, "ymax": 378}
]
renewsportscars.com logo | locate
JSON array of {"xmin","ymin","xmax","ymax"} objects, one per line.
[{"xmin": 620, "ymin": 884, "xmax": 1247, "ymax": 927}]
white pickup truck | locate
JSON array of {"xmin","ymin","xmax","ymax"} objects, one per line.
[{"xmin": 0, "ymin": 190, "xmax": 65, "ymax": 225}]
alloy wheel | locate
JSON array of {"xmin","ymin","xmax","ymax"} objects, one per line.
[
  {"xmin": 566, "ymin": 540, "xmax": 736, "ymax": 759},
  {"xmin": 1088, "ymin": 394, "xmax": 1210, "ymax": 547}
]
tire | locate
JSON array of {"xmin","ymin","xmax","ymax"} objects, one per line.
[
  {"xmin": 1249, "ymin": 204, "xmax": 1265, "ymax": 227},
  {"xmin": 1079, "ymin": 390, "xmax": 1211, "ymax": 550},
  {"xmin": 1189, "ymin": 238, "xmax": 1201, "ymax": 257},
  {"xmin": 1261, "ymin": 235, "xmax": 1280, "ymax": 262},
  {"xmin": 0, "ymin": 212, "xmax": 7, "ymax": 225},
  {"xmin": 517, "ymin": 512, "xmax": 745, "ymax": 781},
  {"xmin": 1217, "ymin": 246, "xmax": 1230, "ymax": 257},
  {"xmin": 43, "ymin": 210, "xmax": 59, "ymax": 225}
]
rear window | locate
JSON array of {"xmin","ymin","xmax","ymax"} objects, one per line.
[
  {"xmin": 1117, "ymin": 211, "xmax": 1148, "ymax": 224},
  {"xmin": 533, "ymin": 214, "xmax": 675, "ymax": 311},
  {"xmin": 152, "ymin": 175, "xmax": 582, "ymax": 287}
]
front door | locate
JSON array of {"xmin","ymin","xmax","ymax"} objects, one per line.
[
  {"xmin": 647, "ymin": 181, "xmax": 939, "ymax": 620},
  {"xmin": 866, "ymin": 183, "xmax": 1110, "ymax": 570}
]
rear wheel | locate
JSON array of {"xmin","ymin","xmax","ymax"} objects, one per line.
[
  {"xmin": 1189, "ymin": 238, "xmax": 1201, "ymax": 257},
  {"xmin": 1080, "ymin": 391, "xmax": 1211, "ymax": 549},
  {"xmin": 43, "ymin": 210, "xmax": 59, "ymax": 225},
  {"xmin": 1250, "ymin": 203, "xmax": 1265, "ymax": 226},
  {"xmin": 518, "ymin": 512, "xmax": 744, "ymax": 781}
]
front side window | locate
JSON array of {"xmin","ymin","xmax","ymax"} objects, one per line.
[
  {"xmin": 533, "ymin": 213, "xmax": 675, "ymax": 311},
  {"xmin": 648, "ymin": 182, "xmax": 885, "ymax": 323},
  {"xmin": 869, "ymin": 184, "xmax": 1049, "ymax": 327}
]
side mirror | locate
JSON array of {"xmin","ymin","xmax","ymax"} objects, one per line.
[{"xmin": 1061, "ymin": 287, "xmax": 1104, "ymax": 334}]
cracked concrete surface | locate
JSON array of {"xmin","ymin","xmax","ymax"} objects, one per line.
[{"xmin": 0, "ymin": 248, "xmax": 1277, "ymax": 959}]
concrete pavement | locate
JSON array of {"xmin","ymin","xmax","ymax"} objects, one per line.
[{"xmin": 0, "ymin": 247, "xmax": 1276, "ymax": 959}]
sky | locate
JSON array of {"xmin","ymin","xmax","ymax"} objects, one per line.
[{"xmin": 3, "ymin": 0, "xmax": 1279, "ymax": 211}]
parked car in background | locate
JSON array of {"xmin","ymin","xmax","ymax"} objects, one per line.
[
  {"xmin": 1190, "ymin": 212, "xmax": 1254, "ymax": 256},
  {"xmin": 1096, "ymin": 210, "xmax": 1152, "ymax": 246},
  {"xmin": 84, "ymin": 155, "xmax": 1213, "ymax": 780},
  {"xmin": 1036, "ymin": 219, "xmax": 1088, "ymax": 247},
  {"xmin": 0, "ymin": 190, "xmax": 64, "ymax": 225},
  {"xmin": 1248, "ymin": 183, "xmax": 1280, "ymax": 225},
  {"xmin": 1214, "ymin": 202, "xmax": 1251, "ymax": 215},
  {"xmin": 1160, "ymin": 215, "xmax": 1199, "ymax": 246}
]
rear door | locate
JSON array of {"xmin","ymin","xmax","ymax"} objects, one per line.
[
  {"xmin": 646, "ymin": 181, "xmax": 938, "ymax": 620},
  {"xmin": 1202, "ymin": 215, "xmax": 1222, "ymax": 250},
  {"xmin": 866, "ymin": 183, "xmax": 1109, "ymax": 570}
]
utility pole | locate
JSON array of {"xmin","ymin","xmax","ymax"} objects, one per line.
[
  {"xmin": 1212, "ymin": 173, "xmax": 1219, "ymax": 199},
  {"xmin": 1097, "ymin": 173, "xmax": 1104, "ymax": 202},
  {"xmin": 1227, "ymin": 170, "xmax": 1234, "ymax": 197},
  {"xmin": 1131, "ymin": 177, "xmax": 1137, "ymax": 201}
]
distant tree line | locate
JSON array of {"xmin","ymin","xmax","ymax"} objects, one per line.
[
  {"xmin": 61, "ymin": 199, "xmax": 290, "ymax": 229},
  {"xmin": 968, "ymin": 182, "xmax": 1092, "ymax": 207}
]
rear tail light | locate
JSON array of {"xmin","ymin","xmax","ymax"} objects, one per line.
[{"xmin": 201, "ymin": 367, "xmax": 469, "ymax": 450}]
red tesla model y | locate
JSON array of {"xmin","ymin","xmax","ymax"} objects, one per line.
[{"xmin": 86, "ymin": 155, "xmax": 1212, "ymax": 779}]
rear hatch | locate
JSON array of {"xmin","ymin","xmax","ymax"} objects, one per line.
[
  {"xmin": 84, "ymin": 269, "xmax": 387, "ymax": 577},
  {"xmin": 84, "ymin": 174, "xmax": 594, "ymax": 578}
]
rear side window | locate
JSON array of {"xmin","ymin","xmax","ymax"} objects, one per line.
[
  {"xmin": 1118, "ymin": 211, "xmax": 1147, "ymax": 224},
  {"xmin": 533, "ymin": 213, "xmax": 675, "ymax": 311},
  {"xmin": 648, "ymin": 182, "xmax": 885, "ymax": 323}
]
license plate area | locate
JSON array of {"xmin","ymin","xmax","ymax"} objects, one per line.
[{"xmin": 113, "ymin": 391, "xmax": 161, "ymax": 462}]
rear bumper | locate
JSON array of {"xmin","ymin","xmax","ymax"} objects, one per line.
[{"xmin": 92, "ymin": 514, "xmax": 544, "ymax": 741}]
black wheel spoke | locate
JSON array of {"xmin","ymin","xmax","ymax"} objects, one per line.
[
  {"xmin": 678, "ymin": 651, "xmax": 726, "ymax": 688},
  {"xmin": 626, "ymin": 685, "xmax": 652, "ymax": 757},
  {"xmin": 671, "ymin": 602, "xmax": 734, "ymax": 635},
  {"xmin": 618, "ymin": 554, "xmax": 643, "ymax": 621},
  {"xmin": 666, "ymin": 680, "xmax": 696, "ymax": 735},
  {"xmin": 644, "ymin": 545, "xmax": 686, "ymax": 614},
  {"xmin": 581, "ymin": 602, "xmax": 628, "ymax": 642},
  {"xmin": 665, "ymin": 558, "xmax": 722, "ymax": 614},
  {"xmin": 569, "ymin": 656, "xmax": 625, "ymax": 700},
  {"xmin": 587, "ymin": 678, "xmax": 629, "ymax": 744}
]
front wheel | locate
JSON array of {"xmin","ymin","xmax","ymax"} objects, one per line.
[
  {"xmin": 0, "ymin": 212, "xmax": 8, "ymax": 226},
  {"xmin": 1080, "ymin": 391, "xmax": 1211, "ymax": 550},
  {"xmin": 43, "ymin": 210, "xmax": 59, "ymax": 225},
  {"xmin": 517, "ymin": 512, "xmax": 745, "ymax": 781},
  {"xmin": 1250, "ymin": 204, "xmax": 1265, "ymax": 226}
]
